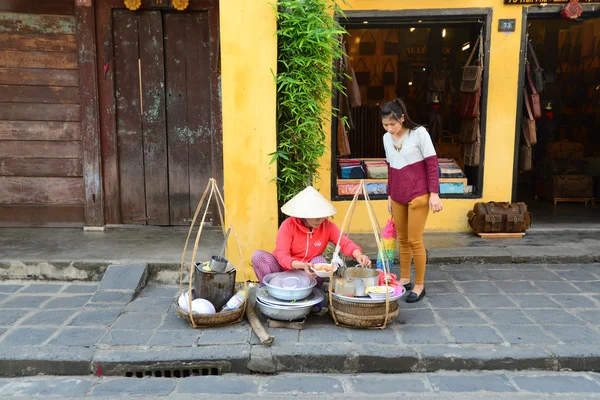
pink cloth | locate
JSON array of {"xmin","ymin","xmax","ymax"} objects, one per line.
[{"xmin": 382, "ymin": 218, "xmax": 397, "ymax": 239}]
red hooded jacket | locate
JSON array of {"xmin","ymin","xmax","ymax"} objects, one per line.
[{"xmin": 273, "ymin": 217, "xmax": 361, "ymax": 270}]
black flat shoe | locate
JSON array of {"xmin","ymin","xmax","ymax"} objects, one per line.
[
  {"xmin": 406, "ymin": 289, "xmax": 426, "ymax": 303},
  {"xmin": 403, "ymin": 282, "xmax": 413, "ymax": 292}
]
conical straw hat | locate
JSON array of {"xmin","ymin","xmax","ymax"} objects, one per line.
[{"xmin": 280, "ymin": 186, "xmax": 337, "ymax": 218}]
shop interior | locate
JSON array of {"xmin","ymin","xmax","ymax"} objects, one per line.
[
  {"xmin": 516, "ymin": 15, "xmax": 600, "ymax": 227},
  {"xmin": 334, "ymin": 20, "xmax": 486, "ymax": 199}
]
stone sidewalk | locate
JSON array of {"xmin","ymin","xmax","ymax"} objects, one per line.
[
  {"xmin": 0, "ymin": 371, "xmax": 599, "ymax": 398},
  {"xmin": 0, "ymin": 262, "xmax": 598, "ymax": 377}
]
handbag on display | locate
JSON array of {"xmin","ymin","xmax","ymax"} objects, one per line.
[
  {"xmin": 428, "ymin": 67, "xmax": 446, "ymax": 93},
  {"xmin": 383, "ymin": 30, "xmax": 399, "ymax": 55},
  {"xmin": 382, "ymin": 58, "xmax": 395, "ymax": 86},
  {"xmin": 519, "ymin": 125, "xmax": 533, "ymax": 172},
  {"xmin": 459, "ymin": 116, "xmax": 480, "ymax": 144},
  {"xmin": 522, "ymin": 88, "xmax": 537, "ymax": 146},
  {"xmin": 459, "ymin": 89, "xmax": 481, "ymax": 118},
  {"xmin": 526, "ymin": 65, "xmax": 542, "ymax": 120},
  {"xmin": 366, "ymin": 73, "xmax": 385, "ymax": 101},
  {"xmin": 359, "ymin": 30, "xmax": 376, "ymax": 55},
  {"xmin": 353, "ymin": 58, "xmax": 370, "ymax": 86},
  {"xmin": 460, "ymin": 35, "xmax": 483, "ymax": 93},
  {"xmin": 340, "ymin": 40, "xmax": 361, "ymax": 107},
  {"xmin": 463, "ymin": 135, "xmax": 481, "ymax": 167},
  {"xmin": 527, "ymin": 41, "xmax": 545, "ymax": 94},
  {"xmin": 434, "ymin": 130, "xmax": 462, "ymax": 161}
]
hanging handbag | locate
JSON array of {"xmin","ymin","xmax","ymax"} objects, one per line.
[
  {"xmin": 353, "ymin": 58, "xmax": 370, "ymax": 87},
  {"xmin": 434, "ymin": 130, "xmax": 462, "ymax": 161},
  {"xmin": 459, "ymin": 116, "xmax": 480, "ymax": 144},
  {"xmin": 428, "ymin": 67, "xmax": 446, "ymax": 92},
  {"xmin": 460, "ymin": 35, "xmax": 483, "ymax": 93},
  {"xmin": 583, "ymin": 38, "xmax": 600, "ymax": 84},
  {"xmin": 340, "ymin": 40, "xmax": 361, "ymax": 107},
  {"xmin": 366, "ymin": 73, "xmax": 385, "ymax": 101},
  {"xmin": 522, "ymin": 88, "xmax": 537, "ymax": 146},
  {"xmin": 526, "ymin": 64, "xmax": 542, "ymax": 120},
  {"xmin": 463, "ymin": 134, "xmax": 481, "ymax": 167},
  {"xmin": 527, "ymin": 41, "xmax": 545, "ymax": 94},
  {"xmin": 359, "ymin": 30, "xmax": 376, "ymax": 55},
  {"xmin": 459, "ymin": 88, "xmax": 481, "ymax": 118},
  {"xmin": 382, "ymin": 58, "xmax": 395, "ymax": 86},
  {"xmin": 383, "ymin": 30, "xmax": 399, "ymax": 55}
]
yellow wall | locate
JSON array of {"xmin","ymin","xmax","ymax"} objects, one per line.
[
  {"xmin": 317, "ymin": 0, "xmax": 525, "ymax": 232},
  {"xmin": 219, "ymin": 0, "xmax": 279, "ymax": 280}
]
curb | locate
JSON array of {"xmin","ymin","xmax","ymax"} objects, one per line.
[{"xmin": 0, "ymin": 344, "xmax": 598, "ymax": 377}]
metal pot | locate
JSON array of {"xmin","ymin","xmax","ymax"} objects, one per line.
[
  {"xmin": 263, "ymin": 272, "xmax": 316, "ymax": 301},
  {"xmin": 343, "ymin": 267, "xmax": 379, "ymax": 296},
  {"xmin": 256, "ymin": 298, "xmax": 313, "ymax": 321}
]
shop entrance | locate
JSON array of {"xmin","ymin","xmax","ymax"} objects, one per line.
[{"xmin": 514, "ymin": 12, "xmax": 600, "ymax": 227}]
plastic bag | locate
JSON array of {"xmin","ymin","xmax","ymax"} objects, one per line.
[{"xmin": 376, "ymin": 218, "xmax": 397, "ymax": 270}]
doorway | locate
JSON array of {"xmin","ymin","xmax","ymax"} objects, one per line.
[{"xmin": 111, "ymin": 10, "xmax": 217, "ymax": 225}]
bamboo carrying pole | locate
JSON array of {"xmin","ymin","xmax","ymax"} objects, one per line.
[{"xmin": 246, "ymin": 287, "xmax": 274, "ymax": 346}]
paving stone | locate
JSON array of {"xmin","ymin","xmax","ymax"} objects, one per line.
[
  {"xmin": 20, "ymin": 284, "xmax": 64, "ymax": 294},
  {"xmin": 484, "ymin": 270, "xmax": 525, "ymax": 281},
  {"xmin": 429, "ymin": 374, "xmax": 517, "ymax": 392},
  {"xmin": 0, "ymin": 345, "xmax": 94, "ymax": 376},
  {"xmin": 49, "ymin": 328, "xmax": 106, "ymax": 346},
  {"xmin": 573, "ymin": 281, "xmax": 600, "ymax": 293},
  {"xmin": 92, "ymin": 291, "xmax": 134, "ymax": 304},
  {"xmin": 427, "ymin": 281, "xmax": 459, "ymax": 295},
  {"xmin": 512, "ymin": 375, "xmax": 600, "ymax": 393},
  {"xmin": 2, "ymin": 296, "xmax": 52, "ymax": 308},
  {"xmin": 0, "ymin": 285, "xmax": 23, "ymax": 293},
  {"xmin": 0, "ymin": 377, "xmax": 93, "ymax": 397},
  {"xmin": 399, "ymin": 325, "xmax": 449, "ymax": 344},
  {"xmin": 495, "ymin": 325, "xmax": 557, "ymax": 344},
  {"xmin": 456, "ymin": 281, "xmax": 500, "ymax": 294},
  {"xmin": 98, "ymin": 264, "xmax": 147, "ymax": 291},
  {"xmin": 111, "ymin": 312, "xmax": 162, "ymax": 330},
  {"xmin": 436, "ymin": 309, "xmax": 487, "ymax": 325},
  {"xmin": 467, "ymin": 294, "xmax": 516, "ymax": 309},
  {"xmin": 147, "ymin": 330, "xmax": 200, "ymax": 347},
  {"xmin": 550, "ymin": 295, "xmax": 598, "ymax": 309},
  {"xmin": 575, "ymin": 310, "xmax": 600, "ymax": 324},
  {"xmin": 91, "ymin": 378, "xmax": 176, "ymax": 396},
  {"xmin": 425, "ymin": 269, "xmax": 450, "ymax": 281},
  {"xmin": 518, "ymin": 270, "xmax": 563, "ymax": 282},
  {"xmin": 251, "ymin": 328, "xmax": 299, "ymax": 346},
  {"xmin": 482, "ymin": 309, "xmax": 534, "ymax": 325},
  {"xmin": 551, "ymin": 344, "xmax": 600, "ymax": 371},
  {"xmin": 510, "ymin": 295, "xmax": 561, "ymax": 309},
  {"xmin": 198, "ymin": 328, "xmax": 249, "ymax": 345},
  {"xmin": 428, "ymin": 294, "xmax": 471, "ymax": 309},
  {"xmin": 125, "ymin": 296, "xmax": 173, "ymax": 313},
  {"xmin": 262, "ymin": 376, "xmax": 343, "ymax": 394},
  {"xmin": 398, "ymin": 309, "xmax": 437, "ymax": 325},
  {"xmin": 349, "ymin": 328, "xmax": 399, "ymax": 345},
  {"xmin": 449, "ymin": 325, "xmax": 503, "ymax": 344},
  {"xmin": 300, "ymin": 327, "xmax": 349, "ymax": 343},
  {"xmin": 349, "ymin": 375, "xmax": 431, "ymax": 393},
  {"xmin": 0, "ymin": 328, "xmax": 55, "ymax": 345},
  {"xmin": 525, "ymin": 309, "xmax": 585, "ymax": 325},
  {"xmin": 63, "ymin": 284, "xmax": 99, "ymax": 294},
  {"xmin": 480, "ymin": 264, "xmax": 517, "ymax": 270},
  {"xmin": 534, "ymin": 281, "xmax": 582, "ymax": 294},
  {"xmin": 43, "ymin": 295, "xmax": 91, "ymax": 309},
  {"xmin": 543, "ymin": 325, "xmax": 600, "ymax": 344},
  {"xmin": 157, "ymin": 310, "xmax": 189, "ymax": 330},
  {"xmin": 448, "ymin": 270, "xmax": 488, "ymax": 282},
  {"xmin": 496, "ymin": 281, "xmax": 541, "ymax": 294},
  {"xmin": 178, "ymin": 376, "xmax": 259, "ymax": 394},
  {"xmin": 99, "ymin": 330, "xmax": 153, "ymax": 346},
  {"xmin": 69, "ymin": 308, "xmax": 122, "ymax": 326},
  {"xmin": 139, "ymin": 285, "xmax": 178, "ymax": 298},
  {"xmin": 21, "ymin": 310, "xmax": 74, "ymax": 326},
  {"xmin": 0, "ymin": 310, "xmax": 26, "ymax": 325},
  {"xmin": 355, "ymin": 344, "xmax": 419, "ymax": 373},
  {"xmin": 555, "ymin": 269, "xmax": 599, "ymax": 282}
]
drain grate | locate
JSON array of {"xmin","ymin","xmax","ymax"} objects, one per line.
[{"xmin": 125, "ymin": 367, "xmax": 220, "ymax": 378}]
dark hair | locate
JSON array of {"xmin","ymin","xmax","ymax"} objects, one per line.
[{"xmin": 380, "ymin": 98, "xmax": 420, "ymax": 130}]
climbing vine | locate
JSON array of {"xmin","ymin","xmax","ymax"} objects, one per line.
[{"xmin": 271, "ymin": 0, "xmax": 347, "ymax": 205}]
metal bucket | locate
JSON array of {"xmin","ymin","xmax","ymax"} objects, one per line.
[{"xmin": 193, "ymin": 262, "xmax": 236, "ymax": 311}]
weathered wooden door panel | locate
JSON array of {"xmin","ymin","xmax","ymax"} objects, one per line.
[{"xmin": 164, "ymin": 12, "xmax": 213, "ymax": 225}]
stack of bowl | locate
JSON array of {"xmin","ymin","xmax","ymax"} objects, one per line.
[{"xmin": 256, "ymin": 271, "xmax": 324, "ymax": 321}]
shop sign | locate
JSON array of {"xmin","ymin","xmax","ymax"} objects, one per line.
[{"xmin": 504, "ymin": 0, "xmax": 600, "ymax": 4}]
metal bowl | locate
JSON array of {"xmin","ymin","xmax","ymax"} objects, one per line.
[
  {"xmin": 263, "ymin": 272, "xmax": 316, "ymax": 301},
  {"xmin": 256, "ymin": 298, "xmax": 313, "ymax": 321}
]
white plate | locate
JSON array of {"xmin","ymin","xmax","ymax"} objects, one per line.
[
  {"xmin": 332, "ymin": 286, "xmax": 405, "ymax": 304},
  {"xmin": 257, "ymin": 286, "xmax": 324, "ymax": 308},
  {"xmin": 268, "ymin": 270, "xmax": 312, "ymax": 288},
  {"xmin": 311, "ymin": 263, "xmax": 338, "ymax": 278}
]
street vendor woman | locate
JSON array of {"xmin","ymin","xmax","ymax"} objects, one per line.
[{"xmin": 251, "ymin": 186, "xmax": 371, "ymax": 284}]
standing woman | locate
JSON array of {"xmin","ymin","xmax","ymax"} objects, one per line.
[{"xmin": 382, "ymin": 98, "xmax": 443, "ymax": 303}]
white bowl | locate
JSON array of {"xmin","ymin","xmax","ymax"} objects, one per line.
[
  {"xmin": 311, "ymin": 263, "xmax": 338, "ymax": 278},
  {"xmin": 367, "ymin": 286, "xmax": 395, "ymax": 300}
]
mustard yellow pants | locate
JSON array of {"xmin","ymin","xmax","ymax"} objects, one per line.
[{"xmin": 391, "ymin": 194, "xmax": 430, "ymax": 285}]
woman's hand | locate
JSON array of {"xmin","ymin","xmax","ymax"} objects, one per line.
[
  {"xmin": 291, "ymin": 260, "xmax": 317, "ymax": 277},
  {"xmin": 352, "ymin": 250, "xmax": 372, "ymax": 268},
  {"xmin": 429, "ymin": 193, "xmax": 443, "ymax": 213},
  {"xmin": 387, "ymin": 196, "xmax": 392, "ymax": 215}
]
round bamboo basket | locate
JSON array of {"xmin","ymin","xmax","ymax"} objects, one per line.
[
  {"xmin": 331, "ymin": 295, "xmax": 399, "ymax": 316},
  {"xmin": 174, "ymin": 301, "xmax": 245, "ymax": 328},
  {"xmin": 331, "ymin": 308, "xmax": 399, "ymax": 328}
]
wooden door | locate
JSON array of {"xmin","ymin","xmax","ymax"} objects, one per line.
[{"xmin": 111, "ymin": 10, "xmax": 214, "ymax": 225}]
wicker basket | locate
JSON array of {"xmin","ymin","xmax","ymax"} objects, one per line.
[
  {"xmin": 331, "ymin": 295, "xmax": 399, "ymax": 316},
  {"xmin": 174, "ymin": 300, "xmax": 245, "ymax": 328},
  {"xmin": 331, "ymin": 308, "xmax": 399, "ymax": 328}
]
